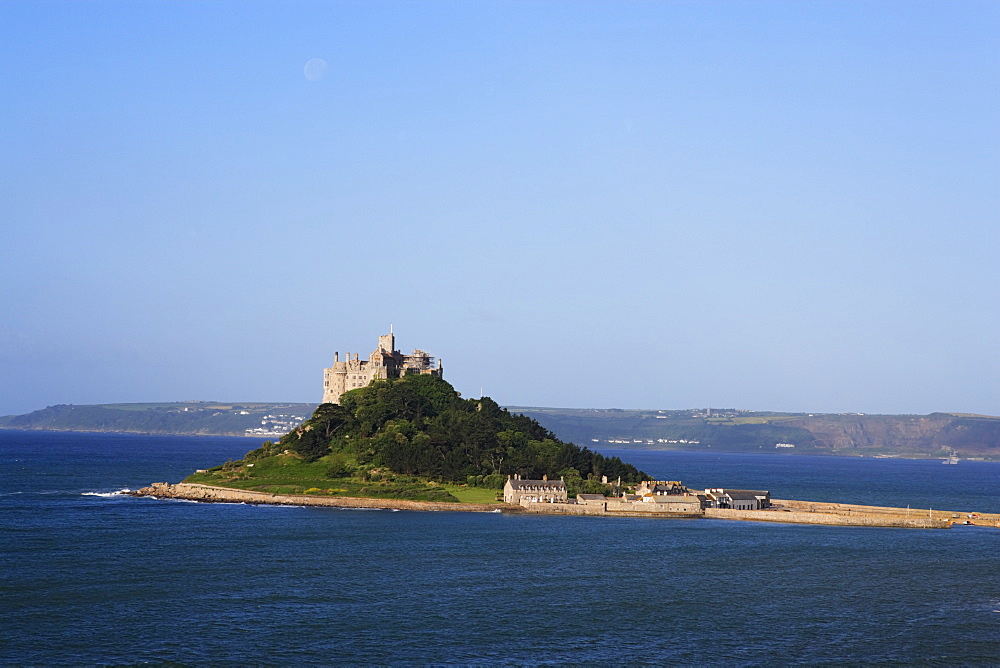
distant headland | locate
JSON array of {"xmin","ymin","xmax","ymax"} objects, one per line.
[
  {"xmin": 2, "ymin": 331, "xmax": 998, "ymax": 461},
  {"xmin": 4, "ymin": 402, "xmax": 998, "ymax": 461}
]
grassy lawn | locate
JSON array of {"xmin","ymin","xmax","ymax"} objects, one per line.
[
  {"xmin": 442, "ymin": 485, "xmax": 501, "ymax": 504},
  {"xmin": 182, "ymin": 454, "xmax": 463, "ymax": 502},
  {"xmin": 731, "ymin": 416, "xmax": 799, "ymax": 425}
]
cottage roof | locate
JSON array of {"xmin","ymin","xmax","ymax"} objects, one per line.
[
  {"xmin": 723, "ymin": 489, "xmax": 770, "ymax": 500},
  {"xmin": 577, "ymin": 494, "xmax": 607, "ymax": 501},
  {"xmin": 507, "ymin": 478, "xmax": 566, "ymax": 490}
]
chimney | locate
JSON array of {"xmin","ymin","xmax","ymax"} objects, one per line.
[{"xmin": 335, "ymin": 352, "xmax": 339, "ymax": 362}]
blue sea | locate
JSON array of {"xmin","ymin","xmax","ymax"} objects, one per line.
[{"xmin": 2, "ymin": 430, "xmax": 998, "ymax": 666}]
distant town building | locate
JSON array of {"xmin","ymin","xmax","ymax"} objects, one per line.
[
  {"xmin": 322, "ymin": 331, "xmax": 443, "ymax": 404},
  {"xmin": 636, "ymin": 480, "xmax": 688, "ymax": 497},
  {"xmin": 503, "ymin": 475, "xmax": 568, "ymax": 504},
  {"xmin": 642, "ymin": 495, "xmax": 703, "ymax": 513}
]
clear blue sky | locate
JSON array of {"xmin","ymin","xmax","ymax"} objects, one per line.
[{"xmin": 2, "ymin": 1, "xmax": 998, "ymax": 416}]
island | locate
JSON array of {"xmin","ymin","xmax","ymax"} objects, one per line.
[{"xmin": 129, "ymin": 372, "xmax": 998, "ymax": 529}]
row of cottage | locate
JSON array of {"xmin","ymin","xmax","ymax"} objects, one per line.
[{"xmin": 502, "ymin": 475, "xmax": 771, "ymax": 515}]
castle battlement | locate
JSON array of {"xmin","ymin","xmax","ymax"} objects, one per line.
[{"xmin": 322, "ymin": 331, "xmax": 443, "ymax": 404}]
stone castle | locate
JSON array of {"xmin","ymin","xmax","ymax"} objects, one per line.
[{"xmin": 321, "ymin": 331, "xmax": 443, "ymax": 404}]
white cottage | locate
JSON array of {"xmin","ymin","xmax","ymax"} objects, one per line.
[{"xmin": 503, "ymin": 476, "xmax": 568, "ymax": 504}]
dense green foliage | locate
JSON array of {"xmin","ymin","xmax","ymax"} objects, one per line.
[{"xmin": 244, "ymin": 375, "xmax": 648, "ymax": 487}]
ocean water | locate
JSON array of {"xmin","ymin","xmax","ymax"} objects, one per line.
[{"xmin": 1, "ymin": 430, "xmax": 998, "ymax": 665}]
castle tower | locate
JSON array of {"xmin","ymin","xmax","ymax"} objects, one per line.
[{"xmin": 321, "ymin": 330, "xmax": 443, "ymax": 405}]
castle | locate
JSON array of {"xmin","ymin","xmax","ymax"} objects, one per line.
[{"xmin": 321, "ymin": 331, "xmax": 443, "ymax": 404}]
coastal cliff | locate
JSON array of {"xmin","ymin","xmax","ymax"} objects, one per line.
[{"xmin": 512, "ymin": 407, "xmax": 1000, "ymax": 459}]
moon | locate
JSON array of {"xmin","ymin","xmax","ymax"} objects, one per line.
[{"xmin": 304, "ymin": 58, "xmax": 328, "ymax": 82}]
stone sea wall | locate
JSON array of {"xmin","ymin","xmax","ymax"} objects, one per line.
[
  {"xmin": 519, "ymin": 499, "xmax": 701, "ymax": 518},
  {"xmin": 704, "ymin": 507, "xmax": 944, "ymax": 528},
  {"xmin": 773, "ymin": 499, "xmax": 1000, "ymax": 527}
]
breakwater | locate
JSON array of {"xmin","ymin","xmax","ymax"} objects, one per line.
[
  {"xmin": 519, "ymin": 499, "xmax": 950, "ymax": 528},
  {"xmin": 705, "ymin": 506, "xmax": 942, "ymax": 528}
]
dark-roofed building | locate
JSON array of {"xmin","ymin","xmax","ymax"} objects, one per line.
[
  {"xmin": 503, "ymin": 476, "xmax": 568, "ymax": 504},
  {"xmin": 636, "ymin": 480, "xmax": 689, "ymax": 496},
  {"xmin": 704, "ymin": 488, "xmax": 771, "ymax": 510}
]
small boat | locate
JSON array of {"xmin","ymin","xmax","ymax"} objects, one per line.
[{"xmin": 942, "ymin": 456, "xmax": 959, "ymax": 464}]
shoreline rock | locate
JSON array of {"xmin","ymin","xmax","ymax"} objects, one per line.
[{"xmin": 126, "ymin": 482, "xmax": 511, "ymax": 513}]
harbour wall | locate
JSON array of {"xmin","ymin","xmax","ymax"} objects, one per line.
[
  {"xmin": 773, "ymin": 499, "xmax": 1000, "ymax": 526},
  {"xmin": 704, "ymin": 507, "xmax": 943, "ymax": 528},
  {"xmin": 519, "ymin": 502, "xmax": 947, "ymax": 527},
  {"xmin": 519, "ymin": 499, "xmax": 701, "ymax": 518}
]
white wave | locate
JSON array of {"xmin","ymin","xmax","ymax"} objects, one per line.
[
  {"xmin": 147, "ymin": 496, "xmax": 202, "ymax": 503},
  {"xmin": 82, "ymin": 489, "xmax": 130, "ymax": 498}
]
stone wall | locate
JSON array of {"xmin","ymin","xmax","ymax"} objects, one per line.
[
  {"xmin": 518, "ymin": 499, "xmax": 701, "ymax": 518},
  {"xmin": 705, "ymin": 507, "xmax": 946, "ymax": 528},
  {"xmin": 772, "ymin": 499, "xmax": 1000, "ymax": 527}
]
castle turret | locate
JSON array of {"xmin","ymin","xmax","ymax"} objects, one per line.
[
  {"xmin": 322, "ymin": 330, "xmax": 443, "ymax": 405},
  {"xmin": 378, "ymin": 332, "xmax": 395, "ymax": 354}
]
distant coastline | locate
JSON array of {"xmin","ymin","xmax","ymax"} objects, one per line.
[{"xmin": 3, "ymin": 401, "xmax": 999, "ymax": 460}]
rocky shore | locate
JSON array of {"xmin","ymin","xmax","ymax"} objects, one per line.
[
  {"xmin": 128, "ymin": 483, "xmax": 998, "ymax": 528},
  {"xmin": 126, "ymin": 482, "xmax": 510, "ymax": 513}
]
